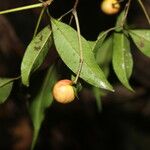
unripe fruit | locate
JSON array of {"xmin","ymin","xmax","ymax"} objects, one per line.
[
  {"xmin": 52, "ymin": 79, "xmax": 75, "ymax": 104},
  {"xmin": 101, "ymin": 0, "xmax": 120, "ymax": 15}
]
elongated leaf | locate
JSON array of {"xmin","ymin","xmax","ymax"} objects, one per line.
[
  {"xmin": 92, "ymin": 31, "xmax": 107, "ymax": 53},
  {"xmin": 92, "ymin": 87, "xmax": 102, "ymax": 112},
  {"xmin": 0, "ymin": 78, "xmax": 14, "ymax": 104},
  {"xmin": 88, "ymin": 41, "xmax": 96, "ymax": 49},
  {"xmin": 21, "ymin": 25, "xmax": 53, "ymax": 86},
  {"xmin": 115, "ymin": 10, "xmax": 126, "ymax": 32},
  {"xmin": 29, "ymin": 65, "xmax": 58, "ymax": 150},
  {"xmin": 51, "ymin": 18, "xmax": 113, "ymax": 91},
  {"xmin": 129, "ymin": 30, "xmax": 150, "ymax": 57},
  {"xmin": 112, "ymin": 33, "xmax": 133, "ymax": 90},
  {"xmin": 95, "ymin": 36, "xmax": 113, "ymax": 65},
  {"xmin": 0, "ymin": 78, "xmax": 15, "ymax": 87}
]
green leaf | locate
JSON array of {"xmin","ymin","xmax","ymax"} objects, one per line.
[
  {"xmin": 21, "ymin": 25, "xmax": 53, "ymax": 86},
  {"xmin": 115, "ymin": 10, "xmax": 126, "ymax": 32},
  {"xmin": 0, "ymin": 78, "xmax": 14, "ymax": 104},
  {"xmin": 112, "ymin": 33, "xmax": 133, "ymax": 91},
  {"xmin": 129, "ymin": 30, "xmax": 150, "ymax": 57},
  {"xmin": 92, "ymin": 31, "xmax": 107, "ymax": 53},
  {"xmin": 51, "ymin": 18, "xmax": 113, "ymax": 91},
  {"xmin": 88, "ymin": 41, "xmax": 96, "ymax": 49},
  {"xmin": 95, "ymin": 36, "xmax": 113, "ymax": 65},
  {"xmin": 92, "ymin": 87, "xmax": 103, "ymax": 112},
  {"xmin": 29, "ymin": 64, "xmax": 58, "ymax": 150}
]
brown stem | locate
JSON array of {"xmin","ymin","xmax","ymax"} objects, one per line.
[
  {"xmin": 69, "ymin": 0, "xmax": 79, "ymax": 25},
  {"xmin": 73, "ymin": 0, "xmax": 79, "ymax": 11},
  {"xmin": 72, "ymin": 10, "xmax": 83, "ymax": 84}
]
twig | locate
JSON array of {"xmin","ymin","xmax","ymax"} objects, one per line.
[
  {"xmin": 59, "ymin": 9, "xmax": 73, "ymax": 20},
  {"xmin": 69, "ymin": 0, "xmax": 79, "ymax": 25},
  {"xmin": 33, "ymin": 7, "xmax": 46, "ymax": 37},
  {"xmin": 0, "ymin": 0, "xmax": 53, "ymax": 15},
  {"xmin": 137, "ymin": 0, "xmax": 150, "ymax": 25},
  {"xmin": 73, "ymin": 10, "xmax": 83, "ymax": 84},
  {"xmin": 121, "ymin": 0, "xmax": 132, "ymax": 25},
  {"xmin": 73, "ymin": 0, "xmax": 79, "ymax": 10}
]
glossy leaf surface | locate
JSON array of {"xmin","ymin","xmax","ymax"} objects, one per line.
[
  {"xmin": 21, "ymin": 25, "xmax": 53, "ymax": 86},
  {"xmin": 112, "ymin": 33, "xmax": 133, "ymax": 90},
  {"xmin": 129, "ymin": 30, "xmax": 150, "ymax": 57},
  {"xmin": 51, "ymin": 18, "xmax": 113, "ymax": 91}
]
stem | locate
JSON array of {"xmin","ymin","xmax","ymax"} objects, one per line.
[
  {"xmin": 0, "ymin": 76, "xmax": 21, "ymax": 88},
  {"xmin": 137, "ymin": 0, "xmax": 150, "ymax": 25},
  {"xmin": 69, "ymin": 15, "xmax": 74, "ymax": 25},
  {"xmin": 98, "ymin": 27, "xmax": 117, "ymax": 41},
  {"xmin": 0, "ymin": 3, "xmax": 43, "ymax": 15},
  {"xmin": 122, "ymin": 0, "xmax": 131, "ymax": 25},
  {"xmin": 58, "ymin": 9, "xmax": 73, "ymax": 20},
  {"xmin": 46, "ymin": 7, "xmax": 51, "ymax": 19},
  {"xmin": 69, "ymin": 0, "xmax": 79, "ymax": 25},
  {"xmin": 73, "ymin": 11, "xmax": 83, "ymax": 84},
  {"xmin": 73, "ymin": 0, "xmax": 79, "ymax": 10},
  {"xmin": 0, "ymin": 0, "xmax": 53, "ymax": 15},
  {"xmin": 33, "ymin": 7, "xmax": 46, "ymax": 37}
]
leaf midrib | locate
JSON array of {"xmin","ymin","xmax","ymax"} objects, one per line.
[
  {"xmin": 53, "ymin": 20, "xmax": 104, "ymax": 83},
  {"xmin": 23, "ymin": 28, "xmax": 52, "ymax": 79},
  {"xmin": 130, "ymin": 30, "xmax": 150, "ymax": 42}
]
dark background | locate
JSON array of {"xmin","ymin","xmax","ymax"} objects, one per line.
[{"xmin": 0, "ymin": 0, "xmax": 150, "ymax": 150}]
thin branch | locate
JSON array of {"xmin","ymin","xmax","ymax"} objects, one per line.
[
  {"xmin": 73, "ymin": 0, "xmax": 79, "ymax": 10},
  {"xmin": 0, "ymin": 0, "xmax": 53, "ymax": 15},
  {"xmin": 58, "ymin": 9, "xmax": 73, "ymax": 20},
  {"xmin": 69, "ymin": 0, "xmax": 79, "ymax": 25},
  {"xmin": 95, "ymin": 26, "xmax": 118, "ymax": 46},
  {"xmin": 137, "ymin": 0, "xmax": 150, "ymax": 25},
  {"xmin": 73, "ymin": 10, "xmax": 83, "ymax": 84},
  {"xmin": 0, "ymin": 76, "xmax": 21, "ymax": 88},
  {"xmin": 69, "ymin": 15, "xmax": 74, "ymax": 25},
  {"xmin": 122, "ymin": 0, "xmax": 132, "ymax": 25},
  {"xmin": 33, "ymin": 7, "xmax": 46, "ymax": 37}
]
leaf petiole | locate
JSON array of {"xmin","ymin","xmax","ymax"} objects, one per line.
[
  {"xmin": 33, "ymin": 7, "xmax": 46, "ymax": 37},
  {"xmin": 73, "ymin": 11, "xmax": 83, "ymax": 84}
]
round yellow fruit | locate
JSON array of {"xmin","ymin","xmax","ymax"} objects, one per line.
[
  {"xmin": 52, "ymin": 79, "xmax": 75, "ymax": 104},
  {"xmin": 101, "ymin": 0, "xmax": 120, "ymax": 15}
]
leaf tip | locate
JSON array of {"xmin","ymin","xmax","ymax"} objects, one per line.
[
  {"xmin": 127, "ymin": 85, "xmax": 134, "ymax": 92},
  {"xmin": 21, "ymin": 78, "xmax": 30, "ymax": 87},
  {"xmin": 99, "ymin": 81, "xmax": 114, "ymax": 92}
]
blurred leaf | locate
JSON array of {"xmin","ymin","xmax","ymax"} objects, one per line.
[
  {"xmin": 29, "ymin": 65, "xmax": 58, "ymax": 150},
  {"xmin": 112, "ymin": 33, "xmax": 133, "ymax": 91},
  {"xmin": 21, "ymin": 25, "xmax": 53, "ymax": 86},
  {"xmin": 92, "ymin": 31, "xmax": 107, "ymax": 53},
  {"xmin": 95, "ymin": 36, "xmax": 113, "ymax": 65},
  {"xmin": 92, "ymin": 87, "xmax": 102, "ymax": 112},
  {"xmin": 103, "ymin": 65, "xmax": 110, "ymax": 77},
  {"xmin": 51, "ymin": 18, "xmax": 113, "ymax": 91},
  {"xmin": 129, "ymin": 30, "xmax": 150, "ymax": 57},
  {"xmin": 0, "ymin": 78, "xmax": 15, "ymax": 87},
  {"xmin": 0, "ymin": 78, "xmax": 14, "ymax": 104}
]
